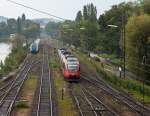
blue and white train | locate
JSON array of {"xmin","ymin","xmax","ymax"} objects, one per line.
[{"xmin": 30, "ymin": 39, "xmax": 40, "ymax": 53}]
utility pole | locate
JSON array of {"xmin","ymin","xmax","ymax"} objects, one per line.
[{"xmin": 122, "ymin": 10, "xmax": 126, "ymax": 78}]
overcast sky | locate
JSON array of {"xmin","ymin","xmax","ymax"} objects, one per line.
[{"xmin": 1, "ymin": 0, "xmax": 135, "ymax": 20}]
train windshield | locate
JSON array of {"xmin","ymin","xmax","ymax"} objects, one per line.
[
  {"xmin": 67, "ymin": 59, "xmax": 79, "ymax": 65},
  {"xmin": 68, "ymin": 59, "xmax": 77, "ymax": 62},
  {"xmin": 68, "ymin": 65, "xmax": 78, "ymax": 71},
  {"xmin": 67, "ymin": 58, "xmax": 78, "ymax": 62}
]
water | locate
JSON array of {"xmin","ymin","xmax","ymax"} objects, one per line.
[{"xmin": 0, "ymin": 43, "xmax": 12, "ymax": 64}]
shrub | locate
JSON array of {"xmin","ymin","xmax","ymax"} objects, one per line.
[{"xmin": 16, "ymin": 100, "xmax": 29, "ymax": 108}]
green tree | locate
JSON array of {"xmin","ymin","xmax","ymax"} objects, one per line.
[
  {"xmin": 139, "ymin": 0, "xmax": 150, "ymax": 14},
  {"xmin": 17, "ymin": 17, "xmax": 22, "ymax": 34},
  {"xmin": 83, "ymin": 6, "xmax": 88, "ymax": 20},
  {"xmin": 126, "ymin": 15, "xmax": 150, "ymax": 79},
  {"xmin": 0, "ymin": 22, "xmax": 8, "ymax": 37},
  {"xmin": 97, "ymin": 2, "xmax": 137, "ymax": 55},
  {"xmin": 23, "ymin": 23, "xmax": 40, "ymax": 38},
  {"xmin": 75, "ymin": 11, "xmax": 82, "ymax": 22},
  {"xmin": 7, "ymin": 18, "xmax": 17, "ymax": 34},
  {"xmin": 22, "ymin": 13, "xmax": 26, "ymax": 30},
  {"xmin": 88, "ymin": 3, "xmax": 97, "ymax": 22},
  {"xmin": 45, "ymin": 21, "xmax": 60, "ymax": 38},
  {"xmin": 22, "ymin": 14, "xmax": 26, "ymax": 22}
]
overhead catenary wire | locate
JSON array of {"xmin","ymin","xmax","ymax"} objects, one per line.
[{"xmin": 7, "ymin": 0, "xmax": 66, "ymax": 21}]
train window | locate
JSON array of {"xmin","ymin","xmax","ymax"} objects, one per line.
[{"xmin": 68, "ymin": 65, "xmax": 78, "ymax": 71}]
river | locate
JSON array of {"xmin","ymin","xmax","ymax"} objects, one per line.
[{"xmin": 0, "ymin": 43, "xmax": 12, "ymax": 64}]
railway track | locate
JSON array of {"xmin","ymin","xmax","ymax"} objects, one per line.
[
  {"xmin": 73, "ymin": 84, "xmax": 118, "ymax": 116},
  {"xmin": 32, "ymin": 46, "xmax": 53, "ymax": 116},
  {"xmin": 0, "ymin": 56, "xmax": 29, "ymax": 99},
  {"xmin": 81, "ymin": 74, "xmax": 150, "ymax": 116},
  {"xmin": 0, "ymin": 57, "xmax": 33, "ymax": 116}
]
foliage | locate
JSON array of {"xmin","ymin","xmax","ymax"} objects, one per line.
[
  {"xmin": 96, "ymin": 66, "xmax": 150, "ymax": 100},
  {"xmin": 59, "ymin": 3, "xmax": 99, "ymax": 51},
  {"xmin": 99, "ymin": 54, "xmax": 116, "ymax": 59},
  {"xmin": 7, "ymin": 18, "xmax": 17, "ymax": 34},
  {"xmin": 45, "ymin": 21, "xmax": 60, "ymax": 38},
  {"xmin": 75, "ymin": 11, "xmax": 82, "ymax": 22},
  {"xmin": 98, "ymin": 2, "xmax": 139, "ymax": 55},
  {"xmin": 0, "ymin": 14, "xmax": 40, "ymax": 39},
  {"xmin": 0, "ymin": 22, "xmax": 9, "ymax": 37},
  {"xmin": 49, "ymin": 60, "xmax": 60, "ymax": 68},
  {"xmin": 16, "ymin": 100, "xmax": 29, "ymax": 108},
  {"xmin": 23, "ymin": 22, "xmax": 40, "ymax": 38},
  {"xmin": 139, "ymin": 0, "xmax": 150, "ymax": 14},
  {"xmin": 0, "ymin": 35, "xmax": 27, "ymax": 77},
  {"xmin": 126, "ymin": 15, "xmax": 150, "ymax": 79}
]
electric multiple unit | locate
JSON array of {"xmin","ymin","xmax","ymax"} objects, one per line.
[{"xmin": 58, "ymin": 48, "xmax": 80, "ymax": 81}]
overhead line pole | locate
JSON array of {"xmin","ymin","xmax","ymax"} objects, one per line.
[{"xmin": 123, "ymin": 10, "xmax": 126, "ymax": 79}]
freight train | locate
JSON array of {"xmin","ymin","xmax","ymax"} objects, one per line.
[
  {"xmin": 30, "ymin": 39, "xmax": 40, "ymax": 53},
  {"xmin": 58, "ymin": 48, "xmax": 80, "ymax": 81}
]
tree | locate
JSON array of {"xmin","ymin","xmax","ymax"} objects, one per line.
[
  {"xmin": 126, "ymin": 15, "xmax": 150, "ymax": 79},
  {"xmin": 78, "ymin": 3, "xmax": 99, "ymax": 51},
  {"xmin": 88, "ymin": 3, "xmax": 97, "ymax": 22},
  {"xmin": 0, "ymin": 22, "xmax": 8, "ymax": 37},
  {"xmin": 22, "ymin": 13, "xmax": 26, "ymax": 29},
  {"xmin": 7, "ymin": 18, "xmax": 17, "ymax": 34},
  {"xmin": 23, "ymin": 23, "xmax": 40, "ymax": 38},
  {"xmin": 97, "ymin": 2, "xmax": 138, "ymax": 55},
  {"xmin": 22, "ymin": 13, "xmax": 26, "ymax": 22},
  {"xmin": 75, "ymin": 11, "xmax": 82, "ymax": 22},
  {"xmin": 139, "ymin": 0, "xmax": 150, "ymax": 14},
  {"xmin": 45, "ymin": 21, "xmax": 60, "ymax": 38},
  {"xmin": 83, "ymin": 6, "xmax": 88, "ymax": 20},
  {"xmin": 17, "ymin": 17, "xmax": 22, "ymax": 34}
]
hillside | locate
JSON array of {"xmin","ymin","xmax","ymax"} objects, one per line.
[{"xmin": 32, "ymin": 18, "xmax": 60, "ymax": 26}]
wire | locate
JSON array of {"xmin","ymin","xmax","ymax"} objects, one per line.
[{"xmin": 7, "ymin": 0, "xmax": 66, "ymax": 21}]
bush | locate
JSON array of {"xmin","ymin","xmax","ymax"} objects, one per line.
[
  {"xmin": 97, "ymin": 66, "xmax": 150, "ymax": 97},
  {"xmin": 0, "ymin": 44, "xmax": 27, "ymax": 76},
  {"xmin": 49, "ymin": 60, "xmax": 60, "ymax": 69},
  {"xmin": 16, "ymin": 100, "xmax": 29, "ymax": 108}
]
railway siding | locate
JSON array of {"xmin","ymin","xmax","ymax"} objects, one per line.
[{"xmin": 0, "ymin": 58, "xmax": 33, "ymax": 116}]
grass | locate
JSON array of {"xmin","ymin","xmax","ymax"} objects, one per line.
[
  {"xmin": 111, "ymin": 58, "xmax": 123, "ymax": 66},
  {"xmin": 22, "ymin": 76, "xmax": 38, "ymax": 93},
  {"xmin": 75, "ymin": 50, "xmax": 150, "ymax": 105},
  {"xmin": 99, "ymin": 53, "xmax": 116, "ymax": 59},
  {"xmin": 16, "ymin": 100, "xmax": 29, "ymax": 108},
  {"xmin": 17, "ymin": 76, "xmax": 38, "ymax": 110},
  {"xmin": 49, "ymin": 60, "xmax": 60, "ymax": 69},
  {"xmin": 50, "ymin": 57, "xmax": 78, "ymax": 116}
]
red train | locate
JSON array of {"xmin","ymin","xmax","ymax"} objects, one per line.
[{"xmin": 58, "ymin": 48, "xmax": 80, "ymax": 81}]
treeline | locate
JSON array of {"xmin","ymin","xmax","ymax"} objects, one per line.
[
  {"xmin": 0, "ymin": 14, "xmax": 40, "ymax": 38},
  {"xmin": 45, "ymin": 21, "xmax": 61, "ymax": 39},
  {"xmin": 45, "ymin": 0, "xmax": 150, "ymax": 80}
]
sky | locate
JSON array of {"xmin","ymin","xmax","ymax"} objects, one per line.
[{"xmin": 0, "ymin": 0, "xmax": 135, "ymax": 20}]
